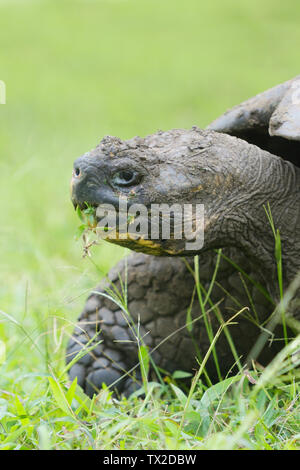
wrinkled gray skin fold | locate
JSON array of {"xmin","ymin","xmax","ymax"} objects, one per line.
[{"xmin": 68, "ymin": 77, "xmax": 300, "ymax": 397}]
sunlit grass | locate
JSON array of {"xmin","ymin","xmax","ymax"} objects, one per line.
[{"xmin": 0, "ymin": 0, "xmax": 299, "ymax": 450}]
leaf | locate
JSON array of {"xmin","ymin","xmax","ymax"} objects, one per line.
[
  {"xmin": 73, "ymin": 384, "xmax": 94, "ymax": 415},
  {"xmin": 76, "ymin": 205, "xmax": 84, "ymax": 222},
  {"xmin": 0, "ymin": 340, "xmax": 6, "ymax": 364},
  {"xmin": 200, "ymin": 375, "xmax": 242, "ymax": 408},
  {"xmin": 66, "ymin": 377, "xmax": 77, "ymax": 406},
  {"xmin": 48, "ymin": 376, "xmax": 74, "ymax": 418},
  {"xmin": 14, "ymin": 396, "xmax": 29, "ymax": 426},
  {"xmin": 170, "ymin": 384, "xmax": 189, "ymax": 407},
  {"xmin": 74, "ymin": 224, "xmax": 86, "ymax": 240},
  {"xmin": 165, "ymin": 419, "xmax": 179, "ymax": 435},
  {"xmin": 138, "ymin": 345, "xmax": 150, "ymax": 392},
  {"xmin": 275, "ymin": 229, "xmax": 282, "ymax": 264},
  {"xmin": 172, "ymin": 370, "xmax": 193, "ymax": 379},
  {"xmin": 37, "ymin": 424, "xmax": 51, "ymax": 450}
]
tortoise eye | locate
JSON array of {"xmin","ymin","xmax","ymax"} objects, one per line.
[{"xmin": 112, "ymin": 170, "xmax": 140, "ymax": 187}]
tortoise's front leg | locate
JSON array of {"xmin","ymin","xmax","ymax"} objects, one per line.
[
  {"xmin": 67, "ymin": 254, "xmax": 197, "ymax": 396},
  {"xmin": 66, "ymin": 251, "xmax": 275, "ymax": 397},
  {"xmin": 66, "ymin": 252, "xmax": 205, "ymax": 397}
]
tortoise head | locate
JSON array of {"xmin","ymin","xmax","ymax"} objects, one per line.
[{"xmin": 71, "ymin": 127, "xmax": 284, "ymax": 256}]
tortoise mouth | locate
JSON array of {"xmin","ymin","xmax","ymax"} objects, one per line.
[
  {"xmin": 74, "ymin": 199, "xmax": 190, "ymax": 256},
  {"xmin": 95, "ymin": 202, "xmax": 201, "ymax": 256},
  {"xmin": 72, "ymin": 199, "xmax": 98, "ymax": 212},
  {"xmin": 106, "ymin": 236, "xmax": 186, "ymax": 256},
  {"xmin": 71, "ymin": 179, "xmax": 122, "ymax": 213}
]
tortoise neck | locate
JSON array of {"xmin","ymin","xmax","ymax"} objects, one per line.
[{"xmin": 231, "ymin": 157, "xmax": 300, "ymax": 287}]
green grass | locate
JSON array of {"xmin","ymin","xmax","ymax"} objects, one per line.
[{"xmin": 0, "ymin": 0, "xmax": 299, "ymax": 450}]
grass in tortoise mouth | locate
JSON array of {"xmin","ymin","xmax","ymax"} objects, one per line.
[
  {"xmin": 75, "ymin": 204, "xmax": 99, "ymax": 257},
  {"xmin": 75, "ymin": 202, "xmax": 192, "ymax": 257},
  {"xmin": 75, "ymin": 204, "xmax": 98, "ymax": 238},
  {"xmin": 75, "ymin": 203, "xmax": 137, "ymax": 257},
  {"xmin": 75, "ymin": 203, "xmax": 136, "ymax": 237}
]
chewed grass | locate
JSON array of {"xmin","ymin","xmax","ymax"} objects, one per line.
[
  {"xmin": 75, "ymin": 205, "xmax": 98, "ymax": 238},
  {"xmin": 75, "ymin": 204, "xmax": 100, "ymax": 258}
]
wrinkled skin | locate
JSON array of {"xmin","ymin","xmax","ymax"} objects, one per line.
[
  {"xmin": 68, "ymin": 77, "xmax": 300, "ymax": 397},
  {"xmin": 72, "ymin": 128, "xmax": 300, "ymax": 287}
]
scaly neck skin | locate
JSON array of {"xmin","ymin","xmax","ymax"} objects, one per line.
[{"xmin": 203, "ymin": 146, "xmax": 300, "ymax": 291}]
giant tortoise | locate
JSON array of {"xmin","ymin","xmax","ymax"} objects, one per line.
[{"xmin": 67, "ymin": 76, "xmax": 300, "ymax": 397}]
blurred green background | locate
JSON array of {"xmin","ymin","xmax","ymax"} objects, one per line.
[{"xmin": 0, "ymin": 0, "xmax": 299, "ymax": 368}]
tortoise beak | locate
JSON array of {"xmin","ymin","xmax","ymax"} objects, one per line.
[
  {"xmin": 71, "ymin": 154, "xmax": 102, "ymax": 210},
  {"xmin": 70, "ymin": 174, "xmax": 79, "ymax": 209},
  {"xmin": 71, "ymin": 155, "xmax": 121, "ymax": 211},
  {"xmin": 71, "ymin": 160, "xmax": 87, "ymax": 210}
]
